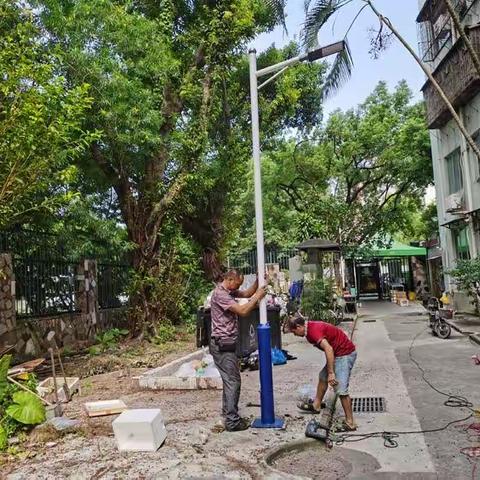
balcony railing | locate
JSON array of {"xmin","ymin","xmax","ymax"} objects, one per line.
[
  {"xmin": 422, "ymin": 25, "xmax": 480, "ymax": 129},
  {"xmin": 417, "ymin": 0, "xmax": 477, "ymax": 63}
]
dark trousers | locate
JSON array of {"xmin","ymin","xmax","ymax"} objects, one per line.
[{"xmin": 210, "ymin": 339, "xmax": 241, "ymax": 430}]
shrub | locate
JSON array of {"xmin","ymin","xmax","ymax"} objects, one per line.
[
  {"xmin": 448, "ymin": 257, "xmax": 480, "ymax": 312},
  {"xmin": 0, "ymin": 355, "xmax": 45, "ymax": 450},
  {"xmin": 301, "ymin": 277, "xmax": 336, "ymax": 323}
]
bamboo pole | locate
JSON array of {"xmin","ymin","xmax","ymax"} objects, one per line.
[{"xmin": 7, "ymin": 376, "xmax": 52, "ymax": 406}]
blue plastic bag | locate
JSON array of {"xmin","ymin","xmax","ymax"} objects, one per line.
[{"xmin": 271, "ymin": 347, "xmax": 287, "ymax": 365}]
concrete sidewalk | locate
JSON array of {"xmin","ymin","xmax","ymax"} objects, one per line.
[
  {"xmin": 347, "ymin": 301, "xmax": 436, "ymax": 477},
  {"xmin": 351, "ymin": 300, "xmax": 480, "ymax": 480}
]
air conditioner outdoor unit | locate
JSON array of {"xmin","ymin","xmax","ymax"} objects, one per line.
[{"xmin": 445, "ymin": 192, "xmax": 464, "ymax": 213}]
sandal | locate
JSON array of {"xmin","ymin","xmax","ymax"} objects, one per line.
[
  {"xmin": 335, "ymin": 421, "xmax": 357, "ymax": 432},
  {"xmin": 297, "ymin": 399, "xmax": 326, "ymax": 414}
]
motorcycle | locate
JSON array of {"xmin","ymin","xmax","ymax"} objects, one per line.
[{"xmin": 426, "ymin": 297, "xmax": 452, "ymax": 339}]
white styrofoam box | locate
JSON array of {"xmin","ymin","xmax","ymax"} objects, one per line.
[{"xmin": 112, "ymin": 409, "xmax": 166, "ymax": 452}]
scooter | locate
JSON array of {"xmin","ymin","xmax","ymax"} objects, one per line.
[{"xmin": 427, "ymin": 297, "xmax": 452, "ymax": 339}]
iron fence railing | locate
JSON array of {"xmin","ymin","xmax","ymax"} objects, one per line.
[
  {"xmin": 14, "ymin": 259, "xmax": 80, "ymax": 318},
  {"xmin": 0, "ymin": 229, "xmax": 132, "ymax": 317},
  {"xmin": 97, "ymin": 263, "xmax": 131, "ymax": 309},
  {"xmin": 228, "ymin": 249, "xmax": 298, "ymax": 275},
  {"xmin": 417, "ymin": 0, "xmax": 477, "ymax": 63}
]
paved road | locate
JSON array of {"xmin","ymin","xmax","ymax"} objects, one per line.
[{"xmin": 353, "ymin": 301, "xmax": 480, "ymax": 480}]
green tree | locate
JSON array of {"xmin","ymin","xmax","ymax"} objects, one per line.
[
  {"xmin": 398, "ymin": 202, "xmax": 438, "ymax": 244},
  {"xmin": 0, "ymin": 2, "xmax": 93, "ymax": 228},
  {"xmin": 238, "ymin": 82, "xmax": 433, "ymax": 252},
  {"xmin": 33, "ymin": 0, "xmax": 325, "ymax": 333},
  {"xmin": 449, "ymin": 258, "xmax": 480, "ymax": 313}
]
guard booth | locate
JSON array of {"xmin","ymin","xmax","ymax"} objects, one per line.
[
  {"xmin": 345, "ymin": 242, "xmax": 428, "ymax": 300},
  {"xmin": 295, "ymin": 238, "xmax": 342, "ymax": 287}
]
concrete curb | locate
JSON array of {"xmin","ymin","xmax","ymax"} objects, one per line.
[{"xmin": 139, "ymin": 348, "xmax": 223, "ymax": 390}]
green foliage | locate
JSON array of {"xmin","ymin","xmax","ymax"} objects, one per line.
[
  {"xmin": 301, "ymin": 277, "xmax": 336, "ymax": 323},
  {"xmin": 151, "ymin": 322, "xmax": 177, "ymax": 345},
  {"xmin": 237, "ymin": 82, "xmax": 432, "ymax": 252},
  {"xmin": 6, "ymin": 392, "xmax": 45, "ymax": 426},
  {"xmin": 0, "ymin": 355, "xmax": 9, "ymax": 397},
  {"xmin": 89, "ymin": 328, "xmax": 129, "ymax": 354},
  {"xmin": 0, "ymin": 355, "xmax": 44, "ymax": 451},
  {"xmin": 399, "ymin": 202, "xmax": 438, "ymax": 243},
  {"xmin": 0, "ymin": 2, "xmax": 95, "ymax": 228},
  {"xmin": 129, "ymin": 222, "xmax": 211, "ymax": 335},
  {"xmin": 0, "ymin": 424, "xmax": 6, "ymax": 451},
  {"xmin": 448, "ymin": 257, "xmax": 480, "ymax": 312}
]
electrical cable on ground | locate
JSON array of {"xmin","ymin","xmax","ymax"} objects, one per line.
[{"xmin": 334, "ymin": 326, "xmax": 476, "ymax": 450}]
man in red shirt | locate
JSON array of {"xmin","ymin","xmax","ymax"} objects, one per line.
[{"xmin": 288, "ymin": 314, "xmax": 357, "ymax": 431}]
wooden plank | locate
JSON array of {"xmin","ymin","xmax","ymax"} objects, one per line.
[
  {"xmin": 8, "ymin": 358, "xmax": 45, "ymax": 376},
  {"xmin": 85, "ymin": 400, "xmax": 127, "ymax": 417}
]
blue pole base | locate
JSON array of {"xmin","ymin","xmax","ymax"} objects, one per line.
[{"xmin": 251, "ymin": 417, "xmax": 285, "ymax": 429}]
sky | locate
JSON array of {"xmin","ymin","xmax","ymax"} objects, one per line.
[{"xmin": 251, "ymin": 0, "xmax": 426, "ymax": 117}]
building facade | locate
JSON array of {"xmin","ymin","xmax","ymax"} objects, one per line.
[{"xmin": 417, "ymin": 0, "xmax": 480, "ymax": 310}]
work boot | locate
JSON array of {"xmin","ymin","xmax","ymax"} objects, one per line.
[{"xmin": 226, "ymin": 418, "xmax": 251, "ymax": 432}]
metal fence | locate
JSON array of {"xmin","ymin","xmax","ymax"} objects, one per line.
[
  {"xmin": 228, "ymin": 248, "xmax": 298, "ymax": 275},
  {"xmin": 0, "ymin": 229, "xmax": 131, "ymax": 317},
  {"xmin": 97, "ymin": 263, "xmax": 131, "ymax": 309},
  {"xmin": 14, "ymin": 259, "xmax": 80, "ymax": 318}
]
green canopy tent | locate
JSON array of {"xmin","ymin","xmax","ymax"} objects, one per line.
[
  {"xmin": 347, "ymin": 241, "xmax": 427, "ymax": 299},
  {"xmin": 371, "ymin": 241, "xmax": 427, "ymax": 258}
]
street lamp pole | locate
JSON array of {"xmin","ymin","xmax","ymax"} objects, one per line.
[{"xmin": 248, "ymin": 41, "xmax": 346, "ymax": 429}]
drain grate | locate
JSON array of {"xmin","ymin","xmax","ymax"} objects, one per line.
[
  {"xmin": 363, "ymin": 319, "xmax": 376, "ymax": 323},
  {"xmin": 352, "ymin": 397, "xmax": 386, "ymax": 413}
]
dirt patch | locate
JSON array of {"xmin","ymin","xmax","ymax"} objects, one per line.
[{"xmin": 62, "ymin": 335, "xmax": 196, "ymax": 378}]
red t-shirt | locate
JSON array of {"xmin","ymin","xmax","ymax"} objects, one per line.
[{"xmin": 306, "ymin": 321, "xmax": 355, "ymax": 357}]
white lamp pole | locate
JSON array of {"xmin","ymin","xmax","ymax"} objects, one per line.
[
  {"xmin": 248, "ymin": 40, "xmax": 346, "ymax": 325},
  {"xmin": 248, "ymin": 51, "xmax": 268, "ymax": 325},
  {"xmin": 248, "ymin": 41, "xmax": 347, "ymax": 428}
]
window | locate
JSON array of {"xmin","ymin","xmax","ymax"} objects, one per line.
[
  {"xmin": 452, "ymin": 226, "xmax": 470, "ymax": 260},
  {"xmin": 445, "ymin": 149, "xmax": 463, "ymax": 194}
]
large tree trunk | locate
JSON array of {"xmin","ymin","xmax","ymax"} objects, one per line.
[{"xmin": 182, "ymin": 213, "xmax": 225, "ymax": 282}]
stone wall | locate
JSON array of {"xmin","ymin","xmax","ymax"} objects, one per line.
[
  {"xmin": 0, "ymin": 256, "xmax": 129, "ymax": 360},
  {"xmin": 0, "ymin": 254, "xmax": 16, "ymax": 349}
]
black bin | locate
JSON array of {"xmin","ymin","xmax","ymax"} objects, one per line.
[{"xmin": 196, "ymin": 306, "xmax": 282, "ymax": 358}]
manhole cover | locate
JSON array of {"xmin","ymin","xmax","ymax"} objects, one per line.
[
  {"xmin": 265, "ymin": 441, "xmax": 381, "ymax": 479},
  {"xmin": 272, "ymin": 448, "xmax": 352, "ymax": 479},
  {"xmin": 352, "ymin": 397, "xmax": 386, "ymax": 413}
]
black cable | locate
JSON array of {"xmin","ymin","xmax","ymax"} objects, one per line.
[
  {"xmin": 408, "ymin": 327, "xmax": 474, "ymax": 411},
  {"xmin": 334, "ymin": 326, "xmax": 475, "ymax": 448},
  {"xmin": 334, "ymin": 412, "xmax": 474, "ymax": 447}
]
